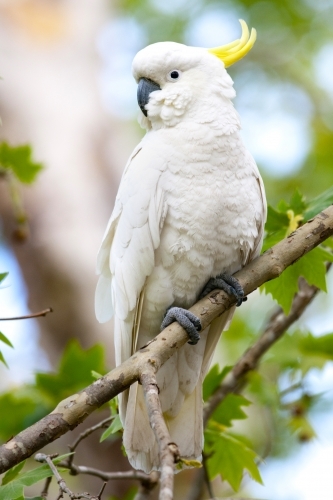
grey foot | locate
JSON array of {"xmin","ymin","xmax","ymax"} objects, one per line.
[
  {"xmin": 200, "ymin": 273, "xmax": 247, "ymax": 307},
  {"xmin": 161, "ymin": 307, "xmax": 202, "ymax": 345}
]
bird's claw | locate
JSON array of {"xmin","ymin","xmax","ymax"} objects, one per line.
[
  {"xmin": 161, "ymin": 307, "xmax": 202, "ymax": 345},
  {"xmin": 200, "ymin": 272, "xmax": 247, "ymax": 307}
]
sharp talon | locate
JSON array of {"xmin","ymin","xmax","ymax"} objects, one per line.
[
  {"xmin": 201, "ymin": 272, "xmax": 246, "ymax": 306},
  {"xmin": 161, "ymin": 307, "xmax": 201, "ymax": 345}
]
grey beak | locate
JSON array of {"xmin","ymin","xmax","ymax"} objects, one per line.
[{"xmin": 137, "ymin": 77, "xmax": 161, "ymax": 117}]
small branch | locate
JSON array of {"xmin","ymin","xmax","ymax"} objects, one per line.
[
  {"xmin": 0, "ymin": 206, "xmax": 333, "ymax": 473},
  {"xmin": 58, "ymin": 462, "xmax": 152, "ymax": 482},
  {"xmin": 35, "ymin": 453, "xmax": 101, "ymax": 500},
  {"xmin": 65, "ymin": 416, "xmax": 113, "ymax": 467},
  {"xmin": 96, "ymin": 483, "xmax": 107, "ymax": 500},
  {"xmin": 41, "ymin": 476, "xmax": 52, "ymax": 499},
  {"xmin": 141, "ymin": 369, "xmax": 179, "ymax": 500},
  {"xmin": 0, "ymin": 307, "xmax": 53, "ymax": 321}
]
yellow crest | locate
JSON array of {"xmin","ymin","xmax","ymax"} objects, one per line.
[{"xmin": 208, "ymin": 19, "xmax": 256, "ymax": 67}]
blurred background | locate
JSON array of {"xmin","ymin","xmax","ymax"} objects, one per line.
[{"xmin": 0, "ymin": 0, "xmax": 333, "ymax": 498}]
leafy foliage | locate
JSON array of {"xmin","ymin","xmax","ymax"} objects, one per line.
[
  {"xmin": 0, "ymin": 273, "xmax": 8, "ymax": 285},
  {"xmin": 202, "ymin": 363, "xmax": 262, "ymax": 491},
  {"xmin": 0, "ymin": 456, "xmax": 68, "ymax": 500},
  {"xmin": 0, "ymin": 143, "xmax": 43, "ymax": 184},
  {"xmin": 262, "ymin": 189, "xmax": 333, "ymax": 313},
  {"xmin": 35, "ymin": 340, "xmax": 106, "ymax": 405},
  {"xmin": 100, "ymin": 396, "xmax": 123, "ymax": 442},
  {"xmin": 0, "ymin": 341, "xmax": 107, "ymax": 441},
  {"xmin": 206, "ymin": 431, "xmax": 262, "ymax": 491}
]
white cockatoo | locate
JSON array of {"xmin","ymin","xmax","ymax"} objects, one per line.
[{"xmin": 95, "ymin": 20, "xmax": 266, "ymax": 473}]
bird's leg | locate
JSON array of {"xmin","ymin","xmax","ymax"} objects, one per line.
[
  {"xmin": 161, "ymin": 307, "xmax": 202, "ymax": 345},
  {"xmin": 200, "ymin": 272, "xmax": 247, "ymax": 307}
]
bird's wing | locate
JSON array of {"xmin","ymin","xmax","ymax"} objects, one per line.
[
  {"xmin": 250, "ymin": 167, "xmax": 267, "ymax": 261},
  {"xmin": 95, "ymin": 139, "xmax": 168, "ymax": 365},
  {"xmin": 238, "ymin": 157, "xmax": 267, "ymax": 266}
]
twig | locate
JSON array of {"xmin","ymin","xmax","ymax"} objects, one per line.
[
  {"xmin": 41, "ymin": 475, "xmax": 52, "ymax": 499},
  {"xmin": 1, "ymin": 205, "xmax": 333, "ymax": 473},
  {"xmin": 141, "ymin": 369, "xmax": 179, "ymax": 500},
  {"xmin": 96, "ymin": 483, "xmax": 106, "ymax": 500},
  {"xmin": 0, "ymin": 307, "xmax": 53, "ymax": 321},
  {"xmin": 62, "ymin": 463, "xmax": 159, "ymax": 499},
  {"xmin": 58, "ymin": 462, "xmax": 152, "ymax": 482},
  {"xmin": 65, "ymin": 416, "xmax": 113, "ymax": 467},
  {"xmin": 35, "ymin": 453, "xmax": 101, "ymax": 499}
]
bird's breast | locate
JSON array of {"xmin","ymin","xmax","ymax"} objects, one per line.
[{"xmin": 154, "ymin": 128, "xmax": 262, "ymax": 308}]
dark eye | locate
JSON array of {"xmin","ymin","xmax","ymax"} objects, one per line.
[{"xmin": 167, "ymin": 69, "xmax": 182, "ymax": 82}]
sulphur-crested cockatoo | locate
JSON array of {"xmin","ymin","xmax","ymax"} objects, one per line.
[{"xmin": 96, "ymin": 20, "xmax": 266, "ymax": 473}]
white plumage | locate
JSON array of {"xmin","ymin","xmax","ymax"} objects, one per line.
[{"xmin": 96, "ymin": 28, "xmax": 266, "ymax": 473}]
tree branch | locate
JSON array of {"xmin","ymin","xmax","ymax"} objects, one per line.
[
  {"xmin": 141, "ymin": 369, "xmax": 180, "ymax": 500},
  {"xmin": 0, "ymin": 205, "xmax": 332, "ymax": 474},
  {"xmin": 0, "ymin": 307, "xmax": 53, "ymax": 321}
]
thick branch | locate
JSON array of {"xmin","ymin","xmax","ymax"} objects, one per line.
[{"xmin": 0, "ymin": 206, "xmax": 332, "ymax": 473}]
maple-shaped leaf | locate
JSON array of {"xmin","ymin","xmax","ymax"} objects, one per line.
[{"xmin": 0, "ymin": 142, "xmax": 43, "ymax": 184}]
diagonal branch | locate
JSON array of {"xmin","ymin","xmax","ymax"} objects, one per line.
[{"xmin": 0, "ymin": 206, "xmax": 332, "ymax": 474}]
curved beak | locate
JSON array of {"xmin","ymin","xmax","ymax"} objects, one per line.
[{"xmin": 137, "ymin": 77, "xmax": 161, "ymax": 117}]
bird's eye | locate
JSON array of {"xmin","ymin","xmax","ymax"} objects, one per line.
[{"xmin": 167, "ymin": 69, "xmax": 182, "ymax": 82}]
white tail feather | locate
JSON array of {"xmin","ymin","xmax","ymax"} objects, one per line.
[{"xmin": 122, "ymin": 309, "xmax": 234, "ymax": 473}]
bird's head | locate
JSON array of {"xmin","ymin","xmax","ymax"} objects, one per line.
[{"xmin": 132, "ymin": 20, "xmax": 256, "ymax": 129}]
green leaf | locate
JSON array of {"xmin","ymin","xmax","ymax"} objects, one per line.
[
  {"xmin": 288, "ymin": 415, "xmax": 316, "ymax": 442},
  {"xmin": 289, "ymin": 189, "xmax": 307, "ymax": 215},
  {"xmin": 304, "ymin": 185, "xmax": 333, "ymax": 220},
  {"xmin": 109, "ymin": 396, "xmax": 119, "ymax": 416},
  {"xmin": 211, "ymin": 394, "xmax": 250, "ymax": 427},
  {"xmin": 0, "ymin": 466, "xmax": 55, "ymax": 500},
  {"xmin": 262, "ymin": 228, "xmax": 286, "ymax": 252},
  {"xmin": 0, "ymin": 352, "xmax": 8, "ymax": 368},
  {"xmin": 265, "ymin": 205, "xmax": 289, "ymax": 232},
  {"xmin": 0, "ymin": 332, "xmax": 13, "ymax": 348},
  {"xmin": 268, "ymin": 330, "xmax": 329, "ymax": 375},
  {"xmin": 1, "ymin": 461, "xmax": 26, "ymax": 485},
  {"xmin": 100, "ymin": 415, "xmax": 123, "ymax": 442},
  {"xmin": 203, "ymin": 364, "xmax": 231, "ymax": 401},
  {"xmin": 35, "ymin": 340, "xmax": 106, "ymax": 404},
  {"xmin": 206, "ymin": 432, "xmax": 262, "ymax": 491},
  {"xmin": 263, "ymin": 247, "xmax": 332, "ymax": 313},
  {"xmin": 0, "ymin": 481, "xmax": 24, "ymax": 500},
  {"xmin": 0, "ymin": 391, "xmax": 45, "ymax": 440},
  {"xmin": 0, "ymin": 273, "xmax": 8, "ymax": 285},
  {"xmin": 300, "ymin": 332, "xmax": 333, "ymax": 359},
  {"xmin": 263, "ymin": 266, "xmax": 299, "ymax": 314},
  {"xmin": 0, "ymin": 143, "xmax": 43, "ymax": 184}
]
